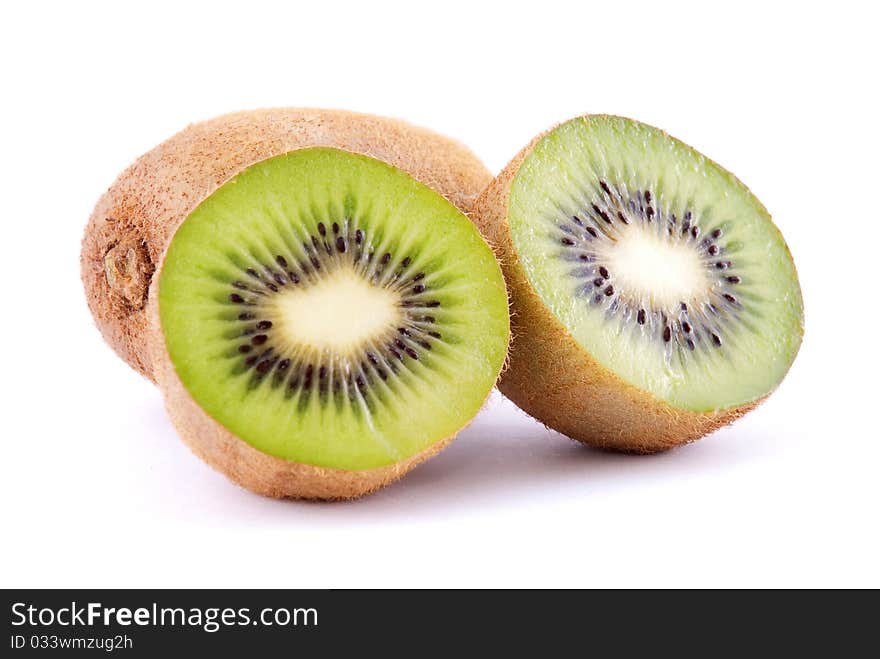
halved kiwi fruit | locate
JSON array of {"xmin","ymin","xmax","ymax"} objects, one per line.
[
  {"xmin": 472, "ymin": 115, "xmax": 803, "ymax": 452},
  {"xmin": 81, "ymin": 108, "xmax": 493, "ymax": 381},
  {"xmin": 147, "ymin": 148, "xmax": 509, "ymax": 499}
]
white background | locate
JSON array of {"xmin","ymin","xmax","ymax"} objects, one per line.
[{"xmin": 1, "ymin": 1, "xmax": 877, "ymax": 588}]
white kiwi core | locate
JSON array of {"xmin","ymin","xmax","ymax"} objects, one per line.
[
  {"xmin": 270, "ymin": 267, "xmax": 401, "ymax": 355},
  {"xmin": 600, "ymin": 227, "xmax": 709, "ymax": 310}
]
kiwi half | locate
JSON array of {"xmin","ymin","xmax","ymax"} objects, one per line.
[
  {"xmin": 147, "ymin": 148, "xmax": 509, "ymax": 499},
  {"xmin": 472, "ymin": 115, "xmax": 803, "ymax": 452},
  {"xmin": 82, "ymin": 108, "xmax": 492, "ymax": 381}
]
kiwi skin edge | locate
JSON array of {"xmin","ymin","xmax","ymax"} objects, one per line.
[
  {"xmin": 81, "ymin": 108, "xmax": 493, "ymax": 382},
  {"xmin": 470, "ymin": 124, "xmax": 779, "ymax": 454}
]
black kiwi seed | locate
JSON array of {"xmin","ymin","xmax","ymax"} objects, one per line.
[
  {"xmin": 712, "ymin": 228, "xmax": 723, "ymax": 239},
  {"xmin": 727, "ymin": 275, "xmax": 741, "ymax": 284},
  {"xmin": 232, "ymin": 281, "xmax": 248, "ymax": 290},
  {"xmin": 275, "ymin": 255, "xmax": 288, "ymax": 268},
  {"xmin": 256, "ymin": 320, "xmax": 272, "ymax": 330},
  {"xmin": 317, "ymin": 222, "xmax": 326, "ymax": 236},
  {"xmin": 663, "ymin": 326, "xmax": 672, "ymax": 342},
  {"xmin": 682, "ymin": 321, "xmax": 692, "ymax": 333},
  {"xmin": 412, "ymin": 284, "xmax": 426, "ymax": 294},
  {"xmin": 711, "ymin": 333, "xmax": 723, "ymax": 347},
  {"xmin": 708, "ymin": 245, "xmax": 719, "ymax": 255},
  {"xmin": 600, "ymin": 180, "xmax": 611, "ymax": 194},
  {"xmin": 592, "ymin": 204, "xmax": 612, "ymax": 224},
  {"xmin": 355, "ymin": 229, "xmax": 364, "ymax": 243},
  {"xmin": 604, "ymin": 285, "xmax": 614, "ymax": 296},
  {"xmin": 561, "ymin": 237, "xmax": 574, "ymax": 246},
  {"xmin": 336, "ymin": 236, "xmax": 346, "ymax": 253},
  {"xmin": 238, "ymin": 312, "xmax": 254, "ymax": 321},
  {"xmin": 332, "ymin": 222, "xmax": 339, "ymax": 234},
  {"xmin": 644, "ymin": 190, "xmax": 652, "ymax": 204},
  {"xmin": 637, "ymin": 309, "xmax": 646, "ymax": 325},
  {"xmin": 586, "ymin": 227, "xmax": 598, "ymax": 238},
  {"xmin": 251, "ymin": 334, "xmax": 268, "ymax": 346},
  {"xmin": 238, "ymin": 345, "xmax": 252, "ymax": 354},
  {"xmin": 599, "ymin": 266, "xmax": 609, "ymax": 279},
  {"xmin": 229, "ymin": 293, "xmax": 245, "ymax": 303},
  {"xmin": 593, "ymin": 278, "xmax": 604, "ymax": 287}
]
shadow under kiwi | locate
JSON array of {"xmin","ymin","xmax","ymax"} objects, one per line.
[{"xmin": 218, "ymin": 393, "xmax": 781, "ymax": 522}]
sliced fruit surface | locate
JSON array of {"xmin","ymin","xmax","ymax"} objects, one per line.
[
  {"xmin": 159, "ymin": 148, "xmax": 508, "ymax": 470},
  {"xmin": 508, "ymin": 116, "xmax": 803, "ymax": 412}
]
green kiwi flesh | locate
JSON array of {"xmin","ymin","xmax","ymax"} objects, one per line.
[
  {"xmin": 158, "ymin": 148, "xmax": 509, "ymax": 471},
  {"xmin": 509, "ymin": 116, "xmax": 803, "ymax": 412}
]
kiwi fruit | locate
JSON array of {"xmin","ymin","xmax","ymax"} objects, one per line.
[
  {"xmin": 471, "ymin": 115, "xmax": 803, "ymax": 453},
  {"xmin": 82, "ymin": 108, "xmax": 493, "ymax": 381},
  {"xmin": 144, "ymin": 147, "xmax": 508, "ymax": 499}
]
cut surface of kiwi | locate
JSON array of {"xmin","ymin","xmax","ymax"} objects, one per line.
[
  {"xmin": 157, "ymin": 147, "xmax": 509, "ymax": 474},
  {"xmin": 473, "ymin": 115, "xmax": 803, "ymax": 451},
  {"xmin": 510, "ymin": 117, "xmax": 801, "ymax": 412}
]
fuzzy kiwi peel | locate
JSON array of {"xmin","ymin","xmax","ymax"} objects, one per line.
[
  {"xmin": 471, "ymin": 115, "xmax": 803, "ymax": 453},
  {"xmin": 82, "ymin": 108, "xmax": 493, "ymax": 381},
  {"xmin": 148, "ymin": 148, "xmax": 509, "ymax": 500}
]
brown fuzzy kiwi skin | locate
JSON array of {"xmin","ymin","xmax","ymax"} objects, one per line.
[
  {"xmin": 82, "ymin": 108, "xmax": 493, "ymax": 381},
  {"xmin": 146, "ymin": 275, "xmax": 472, "ymax": 500},
  {"xmin": 470, "ymin": 128, "xmax": 777, "ymax": 454}
]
